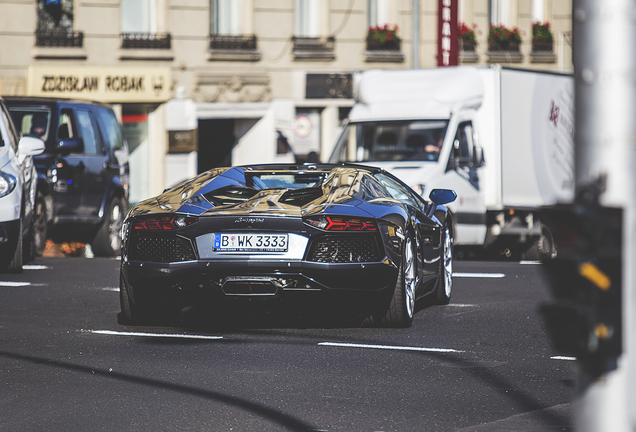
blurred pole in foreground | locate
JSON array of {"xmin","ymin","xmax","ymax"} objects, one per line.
[
  {"xmin": 413, "ymin": 0, "xmax": 420, "ymax": 69},
  {"xmin": 573, "ymin": 0, "xmax": 635, "ymax": 430}
]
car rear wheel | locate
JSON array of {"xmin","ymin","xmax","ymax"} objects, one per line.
[
  {"xmin": 93, "ymin": 197, "xmax": 125, "ymax": 257},
  {"xmin": 435, "ymin": 224, "xmax": 453, "ymax": 305},
  {"xmin": 119, "ymin": 272, "xmax": 152, "ymax": 325},
  {"xmin": 119, "ymin": 272, "xmax": 179, "ymax": 325},
  {"xmin": 381, "ymin": 235, "xmax": 416, "ymax": 328}
]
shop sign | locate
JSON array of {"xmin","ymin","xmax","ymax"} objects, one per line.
[
  {"xmin": 27, "ymin": 66, "xmax": 171, "ymax": 103},
  {"xmin": 168, "ymin": 130, "xmax": 198, "ymax": 154},
  {"xmin": 437, "ymin": 0, "xmax": 458, "ymax": 67}
]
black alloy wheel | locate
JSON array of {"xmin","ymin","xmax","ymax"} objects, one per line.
[
  {"xmin": 435, "ymin": 223, "xmax": 453, "ymax": 305},
  {"xmin": 380, "ymin": 234, "xmax": 416, "ymax": 328}
]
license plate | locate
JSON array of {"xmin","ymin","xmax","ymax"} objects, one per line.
[{"xmin": 213, "ymin": 233, "xmax": 288, "ymax": 252}]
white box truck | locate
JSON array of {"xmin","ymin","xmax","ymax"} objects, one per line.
[{"xmin": 328, "ymin": 65, "xmax": 574, "ymax": 259}]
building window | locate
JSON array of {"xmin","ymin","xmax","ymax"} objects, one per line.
[
  {"xmin": 120, "ymin": 0, "xmax": 171, "ymax": 49},
  {"xmin": 532, "ymin": 0, "xmax": 544, "ymax": 23},
  {"xmin": 211, "ymin": 0, "xmax": 242, "ymax": 35},
  {"xmin": 294, "ymin": 0, "xmax": 320, "ymax": 37},
  {"xmin": 292, "ymin": 0, "xmax": 334, "ymax": 60},
  {"xmin": 208, "ymin": 0, "xmax": 260, "ymax": 60},
  {"xmin": 368, "ymin": 0, "xmax": 389, "ymax": 28},
  {"xmin": 490, "ymin": 0, "xmax": 510, "ymax": 27},
  {"xmin": 121, "ymin": 0, "xmax": 157, "ymax": 33},
  {"xmin": 35, "ymin": 0, "xmax": 83, "ymax": 47}
]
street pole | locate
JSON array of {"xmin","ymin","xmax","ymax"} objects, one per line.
[
  {"xmin": 413, "ymin": 0, "xmax": 420, "ymax": 69},
  {"xmin": 572, "ymin": 0, "xmax": 635, "ymax": 430}
]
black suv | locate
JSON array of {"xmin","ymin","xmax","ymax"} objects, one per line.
[{"xmin": 5, "ymin": 97, "xmax": 130, "ymax": 257}]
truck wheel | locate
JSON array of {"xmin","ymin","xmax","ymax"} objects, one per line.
[
  {"xmin": 380, "ymin": 234, "xmax": 416, "ymax": 328},
  {"xmin": 435, "ymin": 224, "xmax": 453, "ymax": 305},
  {"xmin": 92, "ymin": 197, "xmax": 125, "ymax": 257},
  {"xmin": 32, "ymin": 192, "xmax": 48, "ymax": 257},
  {"xmin": 522, "ymin": 224, "xmax": 556, "ymax": 260},
  {"xmin": 2, "ymin": 219, "xmax": 23, "ymax": 274}
]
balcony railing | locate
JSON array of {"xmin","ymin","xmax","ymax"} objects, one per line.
[
  {"xmin": 35, "ymin": 30, "xmax": 84, "ymax": 48},
  {"xmin": 209, "ymin": 35, "xmax": 257, "ymax": 50},
  {"xmin": 292, "ymin": 36, "xmax": 335, "ymax": 60},
  {"xmin": 293, "ymin": 36, "xmax": 335, "ymax": 52},
  {"xmin": 121, "ymin": 33, "xmax": 171, "ymax": 49}
]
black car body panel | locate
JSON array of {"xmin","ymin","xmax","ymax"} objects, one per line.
[
  {"xmin": 5, "ymin": 96, "xmax": 130, "ymax": 256},
  {"xmin": 120, "ymin": 163, "xmax": 455, "ymax": 325}
]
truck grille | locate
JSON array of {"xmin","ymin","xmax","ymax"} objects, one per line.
[
  {"xmin": 307, "ymin": 235, "xmax": 382, "ymax": 263},
  {"xmin": 128, "ymin": 233, "xmax": 196, "ymax": 262}
]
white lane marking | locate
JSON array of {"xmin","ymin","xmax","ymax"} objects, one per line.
[
  {"xmin": 453, "ymin": 272, "xmax": 505, "ymax": 278},
  {"xmin": 84, "ymin": 330, "xmax": 223, "ymax": 340},
  {"xmin": 0, "ymin": 281, "xmax": 31, "ymax": 287},
  {"xmin": 551, "ymin": 356, "xmax": 576, "ymax": 361},
  {"xmin": 101, "ymin": 287, "xmax": 120, "ymax": 292},
  {"xmin": 23, "ymin": 265, "xmax": 49, "ymax": 270},
  {"xmin": 448, "ymin": 304, "xmax": 476, "ymax": 308},
  {"xmin": 319, "ymin": 342, "xmax": 463, "ymax": 353},
  {"xmin": 520, "ymin": 261, "xmax": 541, "ymax": 265}
]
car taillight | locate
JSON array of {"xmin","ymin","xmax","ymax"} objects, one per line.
[
  {"xmin": 304, "ymin": 216, "xmax": 378, "ymax": 231},
  {"xmin": 132, "ymin": 215, "xmax": 198, "ymax": 230}
]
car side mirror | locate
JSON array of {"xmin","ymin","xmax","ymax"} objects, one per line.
[
  {"xmin": 17, "ymin": 136, "xmax": 45, "ymax": 165},
  {"xmin": 429, "ymin": 188, "xmax": 457, "ymax": 205},
  {"xmin": 57, "ymin": 137, "xmax": 84, "ymax": 155}
]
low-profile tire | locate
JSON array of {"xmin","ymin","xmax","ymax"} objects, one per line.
[
  {"xmin": 93, "ymin": 197, "xmax": 125, "ymax": 257},
  {"xmin": 31, "ymin": 192, "xmax": 48, "ymax": 257},
  {"xmin": 119, "ymin": 272, "xmax": 155, "ymax": 325},
  {"xmin": 380, "ymin": 234, "xmax": 417, "ymax": 328},
  {"xmin": 435, "ymin": 223, "xmax": 453, "ymax": 305},
  {"xmin": 2, "ymin": 218, "xmax": 23, "ymax": 274},
  {"xmin": 119, "ymin": 272, "xmax": 139, "ymax": 324},
  {"xmin": 119, "ymin": 272, "xmax": 179, "ymax": 326}
]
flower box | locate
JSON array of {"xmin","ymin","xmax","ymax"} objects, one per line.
[
  {"xmin": 460, "ymin": 40, "xmax": 476, "ymax": 52},
  {"xmin": 532, "ymin": 39, "xmax": 553, "ymax": 52},
  {"xmin": 488, "ymin": 39, "xmax": 520, "ymax": 52},
  {"xmin": 366, "ymin": 38, "xmax": 401, "ymax": 51}
]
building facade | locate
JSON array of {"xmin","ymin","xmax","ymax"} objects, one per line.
[{"xmin": 0, "ymin": 0, "xmax": 572, "ymax": 203}]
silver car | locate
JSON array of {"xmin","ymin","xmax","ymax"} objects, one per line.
[{"xmin": 0, "ymin": 97, "xmax": 45, "ymax": 273}]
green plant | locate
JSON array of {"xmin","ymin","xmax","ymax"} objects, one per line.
[
  {"xmin": 458, "ymin": 22, "xmax": 478, "ymax": 44},
  {"xmin": 532, "ymin": 21, "xmax": 553, "ymax": 42},
  {"xmin": 367, "ymin": 24, "xmax": 400, "ymax": 45},
  {"xmin": 488, "ymin": 24, "xmax": 522, "ymax": 45}
]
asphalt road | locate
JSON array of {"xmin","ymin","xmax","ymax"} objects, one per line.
[{"xmin": 0, "ymin": 257, "xmax": 574, "ymax": 431}]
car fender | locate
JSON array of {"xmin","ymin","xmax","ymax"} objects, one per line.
[{"xmin": 98, "ymin": 177, "xmax": 128, "ymax": 221}]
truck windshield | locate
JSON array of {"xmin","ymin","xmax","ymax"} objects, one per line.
[{"xmin": 329, "ymin": 120, "xmax": 449, "ymax": 163}]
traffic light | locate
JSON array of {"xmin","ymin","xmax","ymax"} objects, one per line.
[{"xmin": 539, "ymin": 204, "xmax": 622, "ymax": 379}]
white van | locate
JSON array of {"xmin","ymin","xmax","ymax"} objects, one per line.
[{"xmin": 329, "ymin": 65, "xmax": 574, "ymax": 259}]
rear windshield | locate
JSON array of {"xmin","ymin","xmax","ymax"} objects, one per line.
[
  {"xmin": 247, "ymin": 172, "xmax": 328, "ymax": 189},
  {"xmin": 8, "ymin": 108, "xmax": 51, "ymax": 142}
]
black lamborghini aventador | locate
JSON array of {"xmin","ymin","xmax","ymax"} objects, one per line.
[{"xmin": 119, "ymin": 163, "xmax": 456, "ymax": 327}]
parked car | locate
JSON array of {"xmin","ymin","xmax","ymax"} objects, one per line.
[
  {"xmin": 0, "ymin": 96, "xmax": 45, "ymax": 272},
  {"xmin": 5, "ymin": 97, "xmax": 130, "ymax": 257},
  {"xmin": 119, "ymin": 163, "xmax": 456, "ymax": 327}
]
